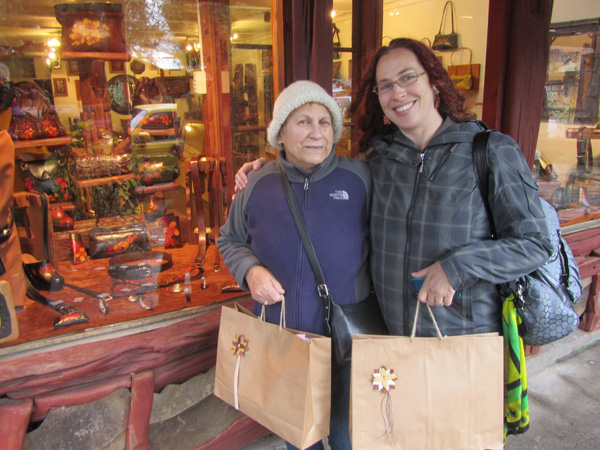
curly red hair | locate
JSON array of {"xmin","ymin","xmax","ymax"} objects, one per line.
[{"xmin": 349, "ymin": 38, "xmax": 475, "ymax": 153}]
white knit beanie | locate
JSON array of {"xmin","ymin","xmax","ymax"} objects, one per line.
[{"xmin": 267, "ymin": 80, "xmax": 343, "ymax": 148}]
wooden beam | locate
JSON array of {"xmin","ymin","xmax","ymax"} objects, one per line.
[
  {"xmin": 350, "ymin": 0, "xmax": 383, "ymax": 157},
  {"xmin": 271, "ymin": 0, "xmax": 285, "ymax": 99},
  {"xmin": 482, "ymin": 0, "xmax": 553, "ymax": 166}
]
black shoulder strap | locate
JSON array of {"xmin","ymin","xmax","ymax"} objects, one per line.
[
  {"xmin": 277, "ymin": 165, "xmax": 330, "ymax": 300},
  {"xmin": 473, "ymin": 130, "xmax": 496, "ymax": 239}
]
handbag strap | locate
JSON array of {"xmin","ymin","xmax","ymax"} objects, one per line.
[
  {"xmin": 278, "ymin": 165, "xmax": 330, "ymax": 301},
  {"xmin": 472, "ymin": 129, "xmax": 495, "ymax": 238},
  {"xmin": 438, "ymin": 1, "xmax": 456, "ymax": 34},
  {"xmin": 450, "ymin": 47, "xmax": 473, "ymax": 69}
]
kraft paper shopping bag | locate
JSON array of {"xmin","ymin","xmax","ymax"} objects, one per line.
[
  {"xmin": 214, "ymin": 303, "xmax": 331, "ymax": 450},
  {"xmin": 350, "ymin": 303, "xmax": 504, "ymax": 450}
]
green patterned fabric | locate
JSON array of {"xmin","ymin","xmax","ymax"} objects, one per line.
[{"xmin": 502, "ymin": 295, "xmax": 529, "ymax": 439}]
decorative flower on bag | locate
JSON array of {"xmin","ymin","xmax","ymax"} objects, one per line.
[
  {"xmin": 141, "ymin": 113, "xmax": 173, "ymax": 129},
  {"xmin": 106, "ymin": 234, "xmax": 138, "ymax": 255},
  {"xmin": 232, "ymin": 334, "xmax": 249, "ymax": 356},
  {"xmin": 136, "ymin": 160, "xmax": 166, "ymax": 185},
  {"xmin": 372, "ymin": 366, "xmax": 397, "ymax": 446},
  {"xmin": 231, "ymin": 333, "xmax": 249, "ymax": 411},
  {"xmin": 24, "ymin": 178, "xmax": 34, "ymax": 191},
  {"xmin": 15, "ymin": 119, "xmax": 37, "ymax": 140},
  {"xmin": 69, "ymin": 18, "xmax": 110, "ymax": 46},
  {"xmin": 372, "ymin": 366, "xmax": 397, "ymax": 392},
  {"xmin": 73, "ymin": 243, "xmax": 88, "ymax": 264},
  {"xmin": 163, "ymin": 220, "xmax": 180, "ymax": 247},
  {"xmin": 42, "ymin": 119, "xmax": 60, "ymax": 137}
]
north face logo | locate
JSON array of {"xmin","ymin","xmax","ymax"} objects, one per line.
[{"xmin": 330, "ymin": 190, "xmax": 349, "ymax": 200}]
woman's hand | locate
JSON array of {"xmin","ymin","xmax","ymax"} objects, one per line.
[
  {"xmin": 411, "ymin": 262, "xmax": 455, "ymax": 307},
  {"xmin": 235, "ymin": 157, "xmax": 267, "ymax": 192},
  {"xmin": 245, "ymin": 264, "xmax": 285, "ymax": 305}
]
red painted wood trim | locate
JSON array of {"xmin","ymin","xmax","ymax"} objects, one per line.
[
  {"xmin": 0, "ymin": 398, "xmax": 33, "ymax": 450},
  {"xmin": 31, "ymin": 375, "xmax": 132, "ymax": 422},
  {"xmin": 581, "ymin": 274, "xmax": 600, "ymax": 331},
  {"xmin": 127, "ymin": 371, "xmax": 155, "ymax": 450}
]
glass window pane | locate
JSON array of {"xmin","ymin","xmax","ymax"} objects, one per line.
[
  {"xmin": 536, "ymin": 16, "xmax": 600, "ymax": 224},
  {"xmin": 332, "ymin": 0, "xmax": 353, "ymax": 158}
]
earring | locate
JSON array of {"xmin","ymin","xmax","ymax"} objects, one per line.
[
  {"xmin": 435, "ymin": 93, "xmax": 441, "ymax": 108},
  {"xmin": 383, "ymin": 115, "xmax": 391, "ymax": 125}
]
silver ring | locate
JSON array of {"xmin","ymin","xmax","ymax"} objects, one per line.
[
  {"xmin": 436, "ymin": 301, "xmax": 444, "ymax": 307},
  {"xmin": 264, "ymin": 301, "xmax": 269, "ymax": 306}
]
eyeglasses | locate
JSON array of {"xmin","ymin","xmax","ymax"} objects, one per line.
[{"xmin": 372, "ymin": 71, "xmax": 427, "ymax": 96}]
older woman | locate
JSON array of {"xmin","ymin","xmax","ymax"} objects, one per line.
[{"xmin": 218, "ymin": 80, "xmax": 371, "ymax": 450}]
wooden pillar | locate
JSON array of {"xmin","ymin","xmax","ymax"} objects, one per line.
[
  {"xmin": 200, "ymin": 0, "xmax": 233, "ymax": 222},
  {"xmin": 271, "ymin": 0, "xmax": 285, "ymax": 99},
  {"xmin": 0, "ymin": 398, "xmax": 32, "ymax": 450},
  {"xmin": 482, "ymin": 0, "xmax": 554, "ymax": 166},
  {"xmin": 126, "ymin": 371, "xmax": 155, "ymax": 450},
  {"xmin": 350, "ymin": 0, "xmax": 383, "ymax": 157}
]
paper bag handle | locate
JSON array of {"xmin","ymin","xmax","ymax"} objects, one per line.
[
  {"xmin": 260, "ymin": 295, "xmax": 286, "ymax": 330},
  {"xmin": 411, "ymin": 301, "xmax": 445, "ymax": 341}
]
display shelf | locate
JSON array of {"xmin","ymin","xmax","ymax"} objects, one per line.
[
  {"xmin": 61, "ymin": 51, "xmax": 131, "ymax": 61},
  {"xmin": 12, "ymin": 136, "xmax": 72, "ymax": 149}
]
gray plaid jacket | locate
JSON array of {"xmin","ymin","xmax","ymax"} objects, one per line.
[{"xmin": 368, "ymin": 119, "xmax": 553, "ymax": 337}]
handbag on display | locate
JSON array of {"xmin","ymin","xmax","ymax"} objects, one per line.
[
  {"xmin": 88, "ymin": 222, "xmax": 151, "ymax": 259},
  {"xmin": 279, "ymin": 166, "xmax": 388, "ymax": 367},
  {"xmin": 132, "ymin": 152, "xmax": 180, "ymax": 186},
  {"xmin": 132, "ymin": 77, "xmax": 172, "ymax": 107},
  {"xmin": 473, "ymin": 130, "xmax": 582, "ymax": 347},
  {"xmin": 214, "ymin": 303, "xmax": 331, "ymax": 449},
  {"xmin": 17, "ymin": 151, "xmax": 72, "ymax": 203},
  {"xmin": 432, "ymin": 1, "xmax": 459, "ymax": 51},
  {"xmin": 70, "ymin": 151, "xmax": 133, "ymax": 180},
  {"xmin": 448, "ymin": 47, "xmax": 478, "ymax": 91},
  {"xmin": 9, "ymin": 81, "xmax": 67, "ymax": 141},
  {"xmin": 349, "ymin": 302, "xmax": 504, "ymax": 449}
]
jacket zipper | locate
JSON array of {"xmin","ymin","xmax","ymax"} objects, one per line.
[
  {"xmin": 403, "ymin": 150, "xmax": 426, "ymax": 332},
  {"xmin": 294, "ymin": 176, "xmax": 311, "ymax": 332}
]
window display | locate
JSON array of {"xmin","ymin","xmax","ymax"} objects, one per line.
[
  {"xmin": 537, "ymin": 18, "xmax": 600, "ymax": 222},
  {"xmin": 0, "ymin": 0, "xmax": 273, "ymax": 342}
]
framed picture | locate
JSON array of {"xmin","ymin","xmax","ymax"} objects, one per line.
[
  {"xmin": 66, "ymin": 59, "xmax": 79, "ymax": 76},
  {"xmin": 53, "ymin": 78, "xmax": 68, "ymax": 97},
  {"xmin": 110, "ymin": 60, "xmax": 125, "ymax": 74}
]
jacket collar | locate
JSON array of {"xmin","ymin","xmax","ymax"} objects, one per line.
[
  {"xmin": 278, "ymin": 145, "xmax": 339, "ymax": 183},
  {"xmin": 370, "ymin": 118, "xmax": 486, "ymax": 157}
]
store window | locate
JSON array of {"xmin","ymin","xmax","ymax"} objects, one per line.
[
  {"xmin": 230, "ymin": 2, "xmax": 273, "ymax": 168},
  {"xmin": 332, "ymin": 0, "xmax": 353, "ymax": 158},
  {"xmin": 381, "ymin": 0, "xmax": 489, "ymax": 120},
  {"xmin": 536, "ymin": 3, "xmax": 600, "ymax": 222},
  {"xmin": 0, "ymin": 1, "xmax": 274, "ymax": 334}
]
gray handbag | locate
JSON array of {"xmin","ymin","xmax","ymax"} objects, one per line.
[{"xmin": 474, "ymin": 130, "xmax": 582, "ymax": 346}]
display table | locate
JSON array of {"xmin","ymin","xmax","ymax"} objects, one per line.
[{"xmin": 0, "ymin": 245, "xmax": 270, "ymax": 449}]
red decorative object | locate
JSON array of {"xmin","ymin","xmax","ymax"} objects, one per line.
[
  {"xmin": 70, "ymin": 232, "xmax": 88, "ymax": 265},
  {"xmin": 162, "ymin": 215, "xmax": 181, "ymax": 249},
  {"xmin": 55, "ymin": 3, "xmax": 127, "ymax": 54}
]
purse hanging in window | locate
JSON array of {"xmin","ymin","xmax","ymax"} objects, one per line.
[{"xmin": 432, "ymin": 1, "xmax": 459, "ymax": 51}]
